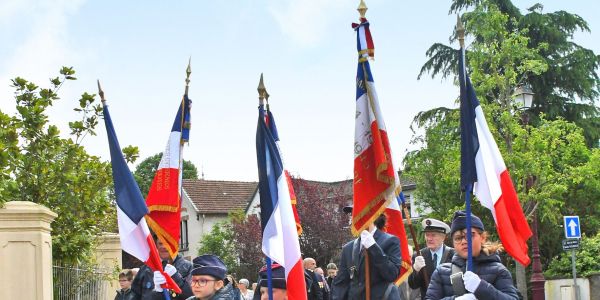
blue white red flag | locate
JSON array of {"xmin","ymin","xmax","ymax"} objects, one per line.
[
  {"xmin": 262, "ymin": 108, "xmax": 303, "ymax": 235},
  {"xmin": 103, "ymin": 103, "xmax": 181, "ymax": 294},
  {"xmin": 383, "ymin": 196, "xmax": 412, "ymax": 285},
  {"xmin": 145, "ymin": 95, "xmax": 191, "ymax": 259},
  {"xmin": 256, "ymin": 104, "xmax": 307, "ymax": 300},
  {"xmin": 352, "ymin": 18, "xmax": 400, "ymax": 236},
  {"xmin": 458, "ymin": 47, "xmax": 532, "ymax": 266}
]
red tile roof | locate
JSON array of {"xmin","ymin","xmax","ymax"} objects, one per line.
[{"xmin": 182, "ymin": 179, "xmax": 258, "ymax": 214}]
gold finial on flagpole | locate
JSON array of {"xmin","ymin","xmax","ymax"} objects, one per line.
[
  {"xmin": 185, "ymin": 57, "xmax": 192, "ymax": 96},
  {"xmin": 457, "ymin": 15, "xmax": 465, "ymax": 48},
  {"xmin": 357, "ymin": 0, "xmax": 368, "ymax": 19},
  {"xmin": 257, "ymin": 73, "xmax": 269, "ymax": 105},
  {"xmin": 97, "ymin": 80, "xmax": 105, "ymax": 104}
]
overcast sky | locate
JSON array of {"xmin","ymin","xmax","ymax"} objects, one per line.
[{"xmin": 1, "ymin": 0, "xmax": 598, "ymax": 182}]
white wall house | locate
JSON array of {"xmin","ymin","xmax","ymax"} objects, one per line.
[{"xmin": 179, "ymin": 179, "xmax": 258, "ymax": 260}]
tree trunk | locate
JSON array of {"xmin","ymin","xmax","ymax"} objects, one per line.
[{"xmin": 516, "ymin": 262, "xmax": 528, "ymax": 299}]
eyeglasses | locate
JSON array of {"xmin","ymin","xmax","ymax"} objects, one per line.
[
  {"xmin": 191, "ymin": 278, "xmax": 216, "ymax": 287},
  {"xmin": 118, "ymin": 279, "xmax": 130, "ymax": 282},
  {"xmin": 452, "ymin": 231, "xmax": 480, "ymax": 243}
]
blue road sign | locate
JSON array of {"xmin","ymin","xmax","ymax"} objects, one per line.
[{"xmin": 564, "ymin": 216, "xmax": 581, "ymax": 239}]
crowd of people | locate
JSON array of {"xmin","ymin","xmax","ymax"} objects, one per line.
[{"xmin": 114, "ymin": 210, "xmax": 520, "ymax": 300}]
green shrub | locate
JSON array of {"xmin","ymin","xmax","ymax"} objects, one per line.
[{"xmin": 545, "ymin": 233, "xmax": 600, "ymax": 278}]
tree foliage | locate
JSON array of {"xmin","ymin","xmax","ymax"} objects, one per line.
[
  {"xmin": 545, "ymin": 232, "xmax": 600, "ymax": 278},
  {"xmin": 292, "ymin": 178, "xmax": 353, "ymax": 267},
  {"xmin": 404, "ymin": 2, "xmax": 600, "ymax": 269},
  {"xmin": 0, "ymin": 67, "xmax": 116, "ymax": 264},
  {"xmin": 133, "ymin": 152, "xmax": 199, "ymax": 197},
  {"xmin": 197, "ymin": 218, "xmax": 239, "ymax": 276},
  {"xmin": 420, "ymin": 0, "xmax": 600, "ymax": 147}
]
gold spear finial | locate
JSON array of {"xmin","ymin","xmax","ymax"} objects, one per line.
[
  {"xmin": 457, "ymin": 15, "xmax": 465, "ymax": 48},
  {"xmin": 97, "ymin": 80, "xmax": 105, "ymax": 104},
  {"xmin": 257, "ymin": 73, "xmax": 267, "ymax": 105},
  {"xmin": 185, "ymin": 57, "xmax": 192, "ymax": 96},
  {"xmin": 357, "ymin": 0, "xmax": 368, "ymax": 19}
]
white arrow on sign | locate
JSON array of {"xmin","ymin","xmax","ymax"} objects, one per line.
[{"xmin": 568, "ymin": 219, "xmax": 578, "ymax": 236}]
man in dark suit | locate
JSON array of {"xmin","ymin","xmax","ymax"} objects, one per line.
[
  {"xmin": 407, "ymin": 218, "xmax": 454, "ymax": 300},
  {"xmin": 332, "ymin": 207, "xmax": 403, "ymax": 300}
]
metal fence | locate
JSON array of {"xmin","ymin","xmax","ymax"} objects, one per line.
[{"xmin": 53, "ymin": 265, "xmax": 111, "ymax": 300}]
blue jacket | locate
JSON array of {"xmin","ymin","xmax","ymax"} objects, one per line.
[
  {"xmin": 425, "ymin": 252, "xmax": 519, "ymax": 300},
  {"xmin": 331, "ymin": 229, "xmax": 403, "ymax": 300}
]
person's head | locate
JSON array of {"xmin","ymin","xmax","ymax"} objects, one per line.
[
  {"xmin": 314, "ymin": 267, "xmax": 324, "ymax": 277},
  {"xmin": 238, "ymin": 278, "xmax": 250, "ymax": 291},
  {"xmin": 153, "ymin": 234, "xmax": 171, "ymax": 261},
  {"xmin": 326, "ymin": 263, "xmax": 338, "ymax": 278},
  {"xmin": 421, "ymin": 218, "xmax": 451, "ymax": 251},
  {"xmin": 190, "ymin": 254, "xmax": 228, "ymax": 299},
  {"xmin": 450, "ymin": 211, "xmax": 486, "ymax": 258},
  {"xmin": 303, "ymin": 258, "xmax": 316, "ymax": 271},
  {"xmin": 259, "ymin": 264, "xmax": 287, "ymax": 300},
  {"xmin": 118, "ymin": 269, "xmax": 134, "ymax": 290},
  {"xmin": 373, "ymin": 213, "xmax": 387, "ymax": 230}
]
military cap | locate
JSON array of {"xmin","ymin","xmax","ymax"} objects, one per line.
[
  {"xmin": 191, "ymin": 254, "xmax": 227, "ymax": 280},
  {"xmin": 259, "ymin": 263, "xmax": 286, "ymax": 289},
  {"xmin": 422, "ymin": 218, "xmax": 451, "ymax": 234},
  {"xmin": 450, "ymin": 210, "xmax": 485, "ymax": 235}
]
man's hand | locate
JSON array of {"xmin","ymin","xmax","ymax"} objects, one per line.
[
  {"xmin": 164, "ymin": 264, "xmax": 177, "ymax": 277},
  {"xmin": 153, "ymin": 271, "xmax": 167, "ymax": 292},
  {"xmin": 360, "ymin": 230, "xmax": 376, "ymax": 249},
  {"xmin": 413, "ymin": 255, "xmax": 426, "ymax": 272}
]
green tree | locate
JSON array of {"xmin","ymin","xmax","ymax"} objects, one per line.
[
  {"xmin": 420, "ymin": 0, "xmax": 600, "ymax": 147},
  {"xmin": 133, "ymin": 152, "xmax": 199, "ymax": 197},
  {"xmin": 0, "ymin": 67, "xmax": 116, "ymax": 264},
  {"xmin": 197, "ymin": 218, "xmax": 239, "ymax": 276},
  {"xmin": 404, "ymin": 1, "xmax": 600, "ymax": 271},
  {"xmin": 545, "ymin": 232, "xmax": 600, "ymax": 278}
]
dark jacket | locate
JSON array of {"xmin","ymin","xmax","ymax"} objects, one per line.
[
  {"xmin": 425, "ymin": 252, "xmax": 519, "ymax": 300},
  {"xmin": 331, "ymin": 229, "xmax": 403, "ymax": 300},
  {"xmin": 172, "ymin": 254, "xmax": 193, "ymax": 281},
  {"xmin": 131, "ymin": 264, "xmax": 193, "ymax": 300},
  {"xmin": 115, "ymin": 288, "xmax": 135, "ymax": 300},
  {"xmin": 407, "ymin": 245, "xmax": 454, "ymax": 300},
  {"xmin": 186, "ymin": 282, "xmax": 236, "ymax": 300},
  {"xmin": 306, "ymin": 269, "xmax": 324, "ymax": 300}
]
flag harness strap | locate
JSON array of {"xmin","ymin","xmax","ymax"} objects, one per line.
[{"xmin": 350, "ymin": 238, "xmax": 396, "ymax": 300}]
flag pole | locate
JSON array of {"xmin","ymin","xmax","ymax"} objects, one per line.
[
  {"xmin": 357, "ymin": 2, "xmax": 373, "ymax": 299},
  {"xmin": 457, "ymin": 15, "xmax": 473, "ymax": 272},
  {"xmin": 98, "ymin": 80, "xmax": 173, "ymax": 300},
  {"xmin": 399, "ymin": 192, "xmax": 429, "ymax": 285},
  {"xmin": 257, "ymin": 73, "xmax": 274, "ymax": 300}
]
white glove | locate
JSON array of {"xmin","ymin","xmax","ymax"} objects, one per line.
[
  {"xmin": 413, "ymin": 255, "xmax": 426, "ymax": 272},
  {"xmin": 164, "ymin": 264, "xmax": 177, "ymax": 276},
  {"xmin": 153, "ymin": 271, "xmax": 167, "ymax": 292},
  {"xmin": 463, "ymin": 271, "xmax": 482, "ymax": 293},
  {"xmin": 360, "ymin": 230, "xmax": 376, "ymax": 249},
  {"xmin": 455, "ymin": 293, "xmax": 477, "ymax": 300}
]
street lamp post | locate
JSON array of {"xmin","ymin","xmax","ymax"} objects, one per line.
[{"xmin": 514, "ymin": 84, "xmax": 545, "ymax": 300}]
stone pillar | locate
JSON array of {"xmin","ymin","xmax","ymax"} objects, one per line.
[
  {"xmin": 0, "ymin": 201, "xmax": 57, "ymax": 300},
  {"xmin": 95, "ymin": 233, "xmax": 122, "ymax": 300}
]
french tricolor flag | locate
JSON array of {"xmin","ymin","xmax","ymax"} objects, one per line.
[
  {"xmin": 145, "ymin": 95, "xmax": 191, "ymax": 259},
  {"xmin": 352, "ymin": 18, "xmax": 399, "ymax": 236},
  {"xmin": 383, "ymin": 195, "xmax": 413, "ymax": 285},
  {"xmin": 256, "ymin": 104, "xmax": 307, "ymax": 300},
  {"xmin": 103, "ymin": 102, "xmax": 181, "ymax": 294},
  {"xmin": 458, "ymin": 47, "xmax": 533, "ymax": 266}
]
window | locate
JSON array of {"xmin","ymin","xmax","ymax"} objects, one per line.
[{"xmin": 180, "ymin": 220, "xmax": 189, "ymax": 251}]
